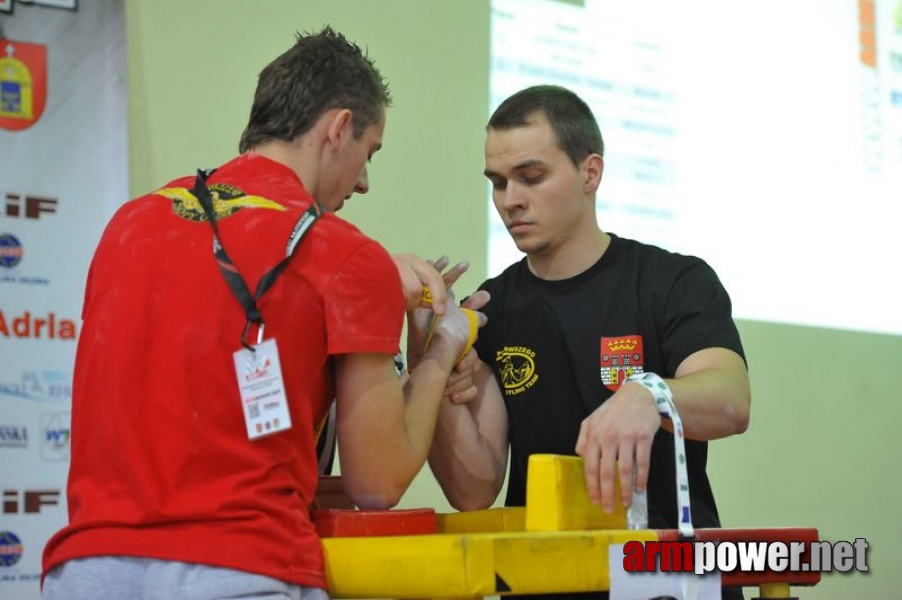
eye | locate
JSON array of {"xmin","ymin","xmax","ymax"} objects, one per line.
[
  {"xmin": 521, "ymin": 170, "xmax": 544, "ymax": 185},
  {"xmin": 489, "ymin": 177, "xmax": 507, "ymax": 191}
]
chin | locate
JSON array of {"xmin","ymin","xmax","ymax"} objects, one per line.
[{"xmin": 515, "ymin": 240, "xmax": 549, "ymax": 256}]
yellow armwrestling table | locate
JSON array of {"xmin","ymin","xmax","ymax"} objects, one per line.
[{"xmin": 316, "ymin": 455, "xmax": 820, "ymax": 599}]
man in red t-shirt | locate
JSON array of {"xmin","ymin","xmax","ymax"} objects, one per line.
[{"xmin": 42, "ymin": 26, "xmax": 484, "ymax": 600}]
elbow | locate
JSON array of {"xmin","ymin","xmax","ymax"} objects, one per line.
[
  {"xmin": 733, "ymin": 410, "xmax": 750, "ymax": 435},
  {"xmin": 352, "ymin": 495, "xmax": 400, "ymax": 511},
  {"xmin": 450, "ymin": 495, "xmax": 494, "ymax": 512},
  {"xmin": 443, "ymin": 478, "xmax": 502, "ymax": 512},
  {"xmin": 343, "ymin": 480, "xmax": 405, "ymax": 511},
  {"xmin": 731, "ymin": 389, "xmax": 752, "ymax": 434}
]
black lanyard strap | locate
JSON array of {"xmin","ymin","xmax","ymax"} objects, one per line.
[{"xmin": 192, "ymin": 169, "xmax": 322, "ymax": 350}]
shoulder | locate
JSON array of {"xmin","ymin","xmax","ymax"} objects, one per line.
[
  {"xmin": 609, "ymin": 233, "xmax": 717, "ymax": 284},
  {"xmin": 611, "ymin": 233, "xmax": 702, "ymax": 266},
  {"xmin": 313, "ymin": 215, "xmax": 399, "ymax": 287},
  {"xmin": 478, "ymin": 257, "xmax": 529, "ymax": 297},
  {"xmin": 317, "ymin": 214, "xmax": 388, "ymax": 257}
]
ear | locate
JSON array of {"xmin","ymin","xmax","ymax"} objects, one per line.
[
  {"xmin": 325, "ymin": 108, "xmax": 354, "ymax": 149},
  {"xmin": 581, "ymin": 153, "xmax": 604, "ymax": 194}
]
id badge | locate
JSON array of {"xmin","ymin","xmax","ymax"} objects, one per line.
[{"xmin": 232, "ymin": 338, "xmax": 292, "ymax": 440}]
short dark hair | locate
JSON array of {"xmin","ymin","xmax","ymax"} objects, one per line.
[
  {"xmin": 487, "ymin": 85, "xmax": 604, "ymax": 166},
  {"xmin": 239, "ymin": 26, "xmax": 392, "ymax": 153}
]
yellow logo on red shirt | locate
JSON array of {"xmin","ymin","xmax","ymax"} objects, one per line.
[{"xmin": 155, "ymin": 185, "xmax": 286, "ymax": 222}]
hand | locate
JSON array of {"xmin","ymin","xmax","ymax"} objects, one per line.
[
  {"xmin": 424, "ymin": 298, "xmax": 487, "ymax": 369},
  {"xmin": 405, "ymin": 255, "xmax": 475, "ymax": 369},
  {"xmin": 444, "ymin": 348, "xmax": 479, "ymax": 403},
  {"xmin": 442, "ymin": 291, "xmax": 491, "ymax": 403},
  {"xmin": 575, "ymin": 381, "xmax": 661, "ymax": 513},
  {"xmin": 391, "ymin": 253, "xmax": 449, "ymax": 316},
  {"xmin": 427, "ymin": 255, "xmax": 470, "ymax": 294}
]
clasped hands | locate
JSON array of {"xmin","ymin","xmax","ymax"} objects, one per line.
[{"xmin": 392, "ymin": 254, "xmax": 488, "ymax": 398}]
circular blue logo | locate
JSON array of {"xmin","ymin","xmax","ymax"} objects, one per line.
[
  {"xmin": 0, "ymin": 233, "xmax": 24, "ymax": 269},
  {"xmin": 0, "ymin": 531, "xmax": 24, "ymax": 567}
]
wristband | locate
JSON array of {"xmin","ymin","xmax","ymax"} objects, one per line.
[{"xmin": 627, "ymin": 372, "xmax": 694, "ymax": 540}]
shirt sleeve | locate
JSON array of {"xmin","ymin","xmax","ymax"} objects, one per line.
[
  {"xmin": 658, "ymin": 258, "xmax": 746, "ymax": 375},
  {"xmin": 323, "ymin": 240, "xmax": 405, "ymax": 356}
]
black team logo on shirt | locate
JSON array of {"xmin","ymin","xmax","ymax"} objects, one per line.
[
  {"xmin": 599, "ymin": 336, "xmax": 644, "ymax": 391},
  {"xmin": 155, "ymin": 185, "xmax": 286, "ymax": 222},
  {"xmin": 496, "ymin": 346, "xmax": 538, "ymax": 396}
]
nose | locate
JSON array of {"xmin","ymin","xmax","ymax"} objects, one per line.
[
  {"xmin": 497, "ymin": 182, "xmax": 524, "ymax": 213},
  {"xmin": 353, "ymin": 166, "xmax": 370, "ymax": 195}
]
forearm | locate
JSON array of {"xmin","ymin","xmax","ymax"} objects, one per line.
[
  {"xmin": 399, "ymin": 350, "xmax": 459, "ymax": 470},
  {"xmin": 577, "ymin": 348, "xmax": 749, "ymax": 510},
  {"xmin": 428, "ymin": 363, "xmax": 508, "ymax": 511},
  {"xmin": 336, "ymin": 348, "xmax": 456, "ymax": 510}
]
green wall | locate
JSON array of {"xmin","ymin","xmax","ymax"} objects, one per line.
[{"xmin": 126, "ymin": 1, "xmax": 900, "ymax": 596}]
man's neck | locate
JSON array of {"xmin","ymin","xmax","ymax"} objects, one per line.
[
  {"xmin": 526, "ymin": 229, "xmax": 611, "ymax": 281},
  {"xmin": 249, "ymin": 137, "xmax": 321, "ymax": 198}
]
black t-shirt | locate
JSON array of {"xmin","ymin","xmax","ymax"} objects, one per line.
[{"xmin": 474, "ymin": 233, "xmax": 746, "ymax": 532}]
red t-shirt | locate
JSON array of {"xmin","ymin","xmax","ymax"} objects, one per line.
[{"xmin": 42, "ymin": 154, "xmax": 404, "ymax": 588}]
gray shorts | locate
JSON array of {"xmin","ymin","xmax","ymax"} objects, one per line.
[{"xmin": 42, "ymin": 556, "xmax": 331, "ymax": 600}]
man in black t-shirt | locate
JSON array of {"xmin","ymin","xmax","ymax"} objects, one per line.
[{"xmin": 428, "ymin": 85, "xmax": 751, "ymax": 600}]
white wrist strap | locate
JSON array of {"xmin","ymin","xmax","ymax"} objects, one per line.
[{"xmin": 627, "ymin": 372, "xmax": 695, "ymax": 540}]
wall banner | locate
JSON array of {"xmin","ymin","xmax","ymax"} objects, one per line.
[{"xmin": 0, "ymin": 1, "xmax": 127, "ymax": 598}]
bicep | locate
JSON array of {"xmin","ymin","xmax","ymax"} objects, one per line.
[{"xmin": 660, "ymin": 261, "xmax": 745, "ymax": 375}]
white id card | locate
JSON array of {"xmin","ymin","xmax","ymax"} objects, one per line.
[{"xmin": 232, "ymin": 338, "xmax": 292, "ymax": 440}]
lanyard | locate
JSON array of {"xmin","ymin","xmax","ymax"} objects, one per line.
[{"xmin": 192, "ymin": 169, "xmax": 322, "ymax": 350}]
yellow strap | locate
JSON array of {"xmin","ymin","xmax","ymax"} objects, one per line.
[{"xmin": 424, "ymin": 307, "xmax": 478, "ymax": 365}]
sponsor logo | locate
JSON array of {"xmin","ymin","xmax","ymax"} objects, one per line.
[
  {"xmin": 2, "ymin": 489, "xmax": 60, "ymax": 514},
  {"xmin": 496, "ymin": 345, "xmax": 538, "ymax": 396},
  {"xmin": 0, "ymin": 309, "xmax": 77, "ymax": 339},
  {"xmin": 1, "ymin": 193, "xmax": 57, "ymax": 220},
  {"xmin": 0, "ymin": 370, "xmax": 72, "ymax": 402},
  {"xmin": 0, "ymin": 233, "xmax": 22, "ymax": 268},
  {"xmin": 0, "ymin": 531, "xmax": 23, "ymax": 568},
  {"xmin": 155, "ymin": 185, "xmax": 286, "ymax": 222},
  {"xmin": 0, "ymin": 233, "xmax": 50, "ymax": 286},
  {"xmin": 244, "ymin": 353, "xmax": 272, "ymax": 382},
  {"xmin": 0, "ymin": 425, "xmax": 26, "ymax": 448},
  {"xmin": 600, "ymin": 336, "xmax": 645, "ymax": 392},
  {"xmin": 0, "ymin": 40, "xmax": 47, "ymax": 131},
  {"xmin": 41, "ymin": 412, "xmax": 70, "ymax": 461}
]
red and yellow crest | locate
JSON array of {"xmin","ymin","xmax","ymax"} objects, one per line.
[
  {"xmin": 0, "ymin": 39, "xmax": 48, "ymax": 131},
  {"xmin": 599, "ymin": 335, "xmax": 644, "ymax": 392}
]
